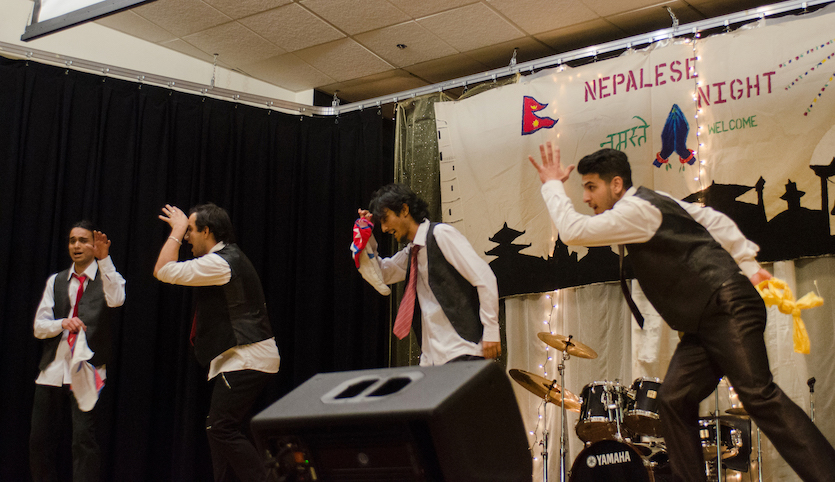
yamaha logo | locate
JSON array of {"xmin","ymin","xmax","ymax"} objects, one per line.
[{"xmin": 587, "ymin": 450, "xmax": 632, "ymax": 467}]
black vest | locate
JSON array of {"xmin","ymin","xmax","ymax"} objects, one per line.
[
  {"xmin": 192, "ymin": 244, "xmax": 273, "ymax": 366},
  {"xmin": 409, "ymin": 223, "xmax": 484, "ymax": 345},
  {"xmin": 40, "ymin": 269, "xmax": 115, "ymax": 371},
  {"xmin": 625, "ymin": 187, "xmax": 741, "ymax": 332}
]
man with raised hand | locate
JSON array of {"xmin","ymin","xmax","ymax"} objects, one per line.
[
  {"xmin": 154, "ymin": 203, "xmax": 279, "ymax": 482},
  {"xmin": 528, "ymin": 143, "xmax": 835, "ymax": 481}
]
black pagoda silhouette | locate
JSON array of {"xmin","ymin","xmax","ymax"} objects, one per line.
[{"xmin": 486, "ymin": 158, "xmax": 835, "ymax": 297}]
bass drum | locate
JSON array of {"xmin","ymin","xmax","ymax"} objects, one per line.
[{"xmin": 569, "ymin": 440, "xmax": 653, "ymax": 482}]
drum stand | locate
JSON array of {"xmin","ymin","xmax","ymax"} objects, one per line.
[
  {"xmin": 539, "ymin": 361, "xmax": 568, "ymax": 482},
  {"xmin": 808, "ymin": 377, "xmax": 816, "ymax": 424},
  {"xmin": 539, "ymin": 426, "xmax": 550, "ymax": 482},
  {"xmin": 756, "ymin": 428, "xmax": 763, "ymax": 482},
  {"xmin": 606, "ymin": 381, "xmax": 625, "ymax": 442},
  {"xmin": 714, "ymin": 390, "xmax": 723, "ymax": 482},
  {"xmin": 553, "ymin": 338, "xmax": 573, "ymax": 482}
]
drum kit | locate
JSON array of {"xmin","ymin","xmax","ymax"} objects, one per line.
[{"xmin": 510, "ymin": 333, "xmax": 752, "ymax": 482}]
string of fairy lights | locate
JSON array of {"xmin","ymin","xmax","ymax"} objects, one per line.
[
  {"xmin": 691, "ymin": 32, "xmax": 706, "ymax": 192},
  {"xmin": 529, "ymin": 290, "xmax": 560, "ymax": 464}
]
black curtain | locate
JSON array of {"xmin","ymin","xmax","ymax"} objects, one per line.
[{"xmin": 0, "ymin": 56, "xmax": 394, "ymax": 481}]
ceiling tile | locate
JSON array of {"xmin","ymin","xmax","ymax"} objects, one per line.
[
  {"xmin": 355, "ymin": 21, "xmax": 458, "ymax": 68},
  {"xmin": 299, "ymin": 0, "xmax": 411, "ymax": 35},
  {"xmin": 203, "ymin": 0, "xmax": 292, "ymax": 20},
  {"xmin": 318, "ymin": 69, "xmax": 429, "ymax": 103},
  {"xmin": 294, "ymin": 38, "xmax": 394, "ymax": 82},
  {"xmin": 686, "ymin": 0, "xmax": 783, "ymax": 18},
  {"xmin": 488, "ymin": 0, "xmax": 599, "ymax": 34},
  {"xmin": 605, "ymin": 0, "xmax": 704, "ymax": 37},
  {"xmin": 240, "ymin": 3, "xmax": 345, "ymax": 52},
  {"xmin": 535, "ymin": 18, "xmax": 625, "ymax": 54},
  {"xmin": 183, "ymin": 21, "xmax": 286, "ymax": 66},
  {"xmin": 132, "ymin": 0, "xmax": 232, "ymax": 38},
  {"xmin": 94, "ymin": 0, "xmax": 791, "ymax": 102},
  {"xmin": 418, "ymin": 3, "xmax": 526, "ymax": 52},
  {"xmin": 465, "ymin": 37, "xmax": 558, "ymax": 70},
  {"xmin": 387, "ymin": 0, "xmax": 479, "ymax": 19},
  {"xmin": 95, "ymin": 10, "xmax": 178, "ymax": 43},
  {"xmin": 582, "ymin": 0, "xmax": 672, "ymax": 17},
  {"xmin": 158, "ymin": 38, "xmax": 235, "ymax": 68},
  {"xmin": 239, "ymin": 53, "xmax": 336, "ymax": 92},
  {"xmin": 404, "ymin": 53, "xmax": 488, "ymax": 84}
]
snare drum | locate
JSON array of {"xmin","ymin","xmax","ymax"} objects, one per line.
[
  {"xmin": 576, "ymin": 381, "xmax": 626, "ymax": 443},
  {"xmin": 698, "ymin": 418, "xmax": 743, "ymax": 460},
  {"xmin": 625, "ymin": 377, "xmax": 663, "ymax": 437},
  {"xmin": 569, "ymin": 440, "xmax": 652, "ymax": 482}
]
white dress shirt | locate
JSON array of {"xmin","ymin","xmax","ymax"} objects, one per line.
[
  {"xmin": 372, "ymin": 220, "xmax": 500, "ymax": 366},
  {"xmin": 156, "ymin": 242, "xmax": 280, "ymax": 380},
  {"xmin": 34, "ymin": 256, "xmax": 126, "ymax": 386},
  {"xmin": 540, "ymin": 180, "xmax": 762, "ymax": 278}
]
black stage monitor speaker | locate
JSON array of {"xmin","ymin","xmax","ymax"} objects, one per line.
[{"xmin": 251, "ymin": 360, "xmax": 532, "ymax": 481}]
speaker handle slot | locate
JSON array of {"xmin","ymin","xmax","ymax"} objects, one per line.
[
  {"xmin": 367, "ymin": 377, "xmax": 412, "ymax": 397},
  {"xmin": 321, "ymin": 372, "xmax": 425, "ymax": 403}
]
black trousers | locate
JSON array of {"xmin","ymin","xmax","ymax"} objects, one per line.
[
  {"xmin": 447, "ymin": 354, "xmax": 485, "ymax": 363},
  {"xmin": 207, "ymin": 369, "xmax": 273, "ymax": 482},
  {"xmin": 657, "ymin": 273, "xmax": 835, "ymax": 481},
  {"xmin": 30, "ymin": 384, "xmax": 100, "ymax": 482}
]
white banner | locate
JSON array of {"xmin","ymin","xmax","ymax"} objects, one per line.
[{"xmin": 435, "ymin": 7, "xmax": 835, "ymax": 296}]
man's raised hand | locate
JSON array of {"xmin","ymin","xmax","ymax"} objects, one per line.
[{"xmin": 528, "ymin": 141, "xmax": 575, "ymax": 184}]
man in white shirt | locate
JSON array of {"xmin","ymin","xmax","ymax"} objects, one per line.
[
  {"xmin": 30, "ymin": 221, "xmax": 126, "ymax": 482},
  {"xmin": 357, "ymin": 183, "xmax": 501, "ymax": 366},
  {"xmin": 528, "ymin": 143, "xmax": 835, "ymax": 481},
  {"xmin": 154, "ymin": 203, "xmax": 279, "ymax": 482}
]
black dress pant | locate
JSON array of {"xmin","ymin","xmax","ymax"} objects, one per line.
[
  {"xmin": 30, "ymin": 384, "xmax": 100, "ymax": 482},
  {"xmin": 447, "ymin": 354, "xmax": 485, "ymax": 363},
  {"xmin": 206, "ymin": 369, "xmax": 273, "ymax": 482},
  {"xmin": 657, "ymin": 273, "xmax": 835, "ymax": 481}
]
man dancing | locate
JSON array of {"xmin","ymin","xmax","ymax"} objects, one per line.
[
  {"xmin": 528, "ymin": 143, "xmax": 835, "ymax": 481},
  {"xmin": 154, "ymin": 203, "xmax": 279, "ymax": 482},
  {"xmin": 357, "ymin": 183, "xmax": 500, "ymax": 365}
]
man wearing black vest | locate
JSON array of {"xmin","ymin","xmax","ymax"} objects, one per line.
[
  {"xmin": 30, "ymin": 221, "xmax": 126, "ymax": 482},
  {"xmin": 154, "ymin": 203, "xmax": 279, "ymax": 482},
  {"xmin": 357, "ymin": 183, "xmax": 500, "ymax": 365},
  {"xmin": 528, "ymin": 143, "xmax": 835, "ymax": 481}
]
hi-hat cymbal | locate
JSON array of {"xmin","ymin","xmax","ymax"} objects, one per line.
[
  {"xmin": 537, "ymin": 333, "xmax": 598, "ymax": 359},
  {"xmin": 509, "ymin": 369, "xmax": 581, "ymax": 412}
]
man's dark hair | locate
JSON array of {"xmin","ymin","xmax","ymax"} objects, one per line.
[
  {"xmin": 577, "ymin": 148, "xmax": 633, "ymax": 189},
  {"xmin": 69, "ymin": 220, "xmax": 97, "ymax": 237},
  {"xmin": 368, "ymin": 183, "xmax": 430, "ymax": 223},
  {"xmin": 189, "ymin": 203, "xmax": 236, "ymax": 244}
]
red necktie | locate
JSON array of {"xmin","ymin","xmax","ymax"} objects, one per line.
[
  {"xmin": 190, "ymin": 311, "xmax": 198, "ymax": 346},
  {"xmin": 68, "ymin": 273, "xmax": 87, "ymax": 350},
  {"xmin": 393, "ymin": 245, "xmax": 420, "ymax": 340}
]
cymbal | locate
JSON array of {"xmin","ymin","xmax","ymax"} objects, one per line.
[
  {"xmin": 509, "ymin": 369, "xmax": 581, "ymax": 412},
  {"xmin": 537, "ymin": 333, "xmax": 598, "ymax": 359},
  {"xmin": 725, "ymin": 407, "xmax": 749, "ymax": 416}
]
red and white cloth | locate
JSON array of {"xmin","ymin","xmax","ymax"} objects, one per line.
[
  {"xmin": 351, "ymin": 218, "xmax": 391, "ymax": 295},
  {"xmin": 68, "ymin": 330, "xmax": 105, "ymax": 412}
]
